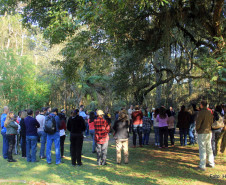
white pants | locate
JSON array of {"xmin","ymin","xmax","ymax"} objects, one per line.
[{"xmin": 197, "ymin": 133, "xmax": 215, "ymax": 169}]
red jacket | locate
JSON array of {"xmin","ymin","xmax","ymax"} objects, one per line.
[{"xmin": 94, "ymin": 117, "xmax": 110, "ymax": 144}]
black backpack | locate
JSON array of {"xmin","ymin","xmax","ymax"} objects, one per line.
[{"xmin": 44, "ymin": 115, "xmax": 56, "ymax": 134}]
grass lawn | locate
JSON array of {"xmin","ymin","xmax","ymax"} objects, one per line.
[{"xmin": 0, "ymin": 132, "xmax": 225, "ymax": 185}]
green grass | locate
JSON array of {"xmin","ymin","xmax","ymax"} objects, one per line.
[{"xmin": 0, "ymin": 133, "xmax": 225, "ymax": 185}]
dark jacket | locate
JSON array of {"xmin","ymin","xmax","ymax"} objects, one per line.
[
  {"xmin": 196, "ymin": 108, "xmax": 213, "ymax": 134},
  {"xmin": 177, "ymin": 111, "xmax": 191, "ymax": 129},
  {"xmin": 113, "ymin": 119, "xmax": 129, "ymax": 140},
  {"xmin": 20, "ymin": 118, "xmax": 26, "ymax": 136},
  {"xmin": 24, "ymin": 116, "xmax": 40, "ymax": 136},
  {"xmin": 67, "ymin": 116, "xmax": 86, "ymax": 134},
  {"xmin": 6, "ymin": 121, "xmax": 18, "ymax": 135}
]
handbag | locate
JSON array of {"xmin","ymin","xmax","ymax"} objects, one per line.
[{"xmin": 212, "ymin": 113, "xmax": 224, "ymax": 129}]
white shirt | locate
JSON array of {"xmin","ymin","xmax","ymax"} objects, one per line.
[
  {"xmin": 128, "ymin": 109, "xmax": 134, "ymax": 120},
  {"xmin": 36, "ymin": 114, "xmax": 46, "ymax": 132}
]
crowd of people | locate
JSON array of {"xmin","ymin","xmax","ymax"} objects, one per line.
[{"xmin": 1, "ymin": 101, "xmax": 225, "ymax": 170}]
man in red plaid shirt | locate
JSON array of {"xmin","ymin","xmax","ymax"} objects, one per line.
[{"xmin": 94, "ymin": 110, "xmax": 110, "ymax": 165}]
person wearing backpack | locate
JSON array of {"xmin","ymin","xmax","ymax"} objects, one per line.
[
  {"xmin": 45, "ymin": 108, "xmax": 62, "ymax": 165},
  {"xmin": 24, "ymin": 109, "xmax": 40, "ymax": 162}
]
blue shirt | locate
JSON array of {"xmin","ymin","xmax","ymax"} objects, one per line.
[
  {"xmin": 49, "ymin": 113, "xmax": 61, "ymax": 132},
  {"xmin": 1, "ymin": 113, "xmax": 7, "ymax": 133},
  {"xmin": 79, "ymin": 111, "xmax": 87, "ymax": 120},
  {"xmin": 24, "ymin": 116, "xmax": 40, "ymax": 136}
]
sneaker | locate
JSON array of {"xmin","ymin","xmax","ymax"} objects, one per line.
[
  {"xmin": 206, "ymin": 164, "xmax": 214, "ymax": 168},
  {"xmin": 8, "ymin": 159, "xmax": 17, "ymax": 162},
  {"xmin": 77, "ymin": 163, "xmax": 83, "ymax": 166},
  {"xmin": 196, "ymin": 167, "xmax": 206, "ymax": 171}
]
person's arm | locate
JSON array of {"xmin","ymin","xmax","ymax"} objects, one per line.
[
  {"xmin": 10, "ymin": 121, "xmax": 19, "ymax": 129},
  {"xmin": 105, "ymin": 120, "xmax": 110, "ymax": 133},
  {"xmin": 156, "ymin": 115, "xmax": 159, "ymax": 122},
  {"xmin": 1, "ymin": 116, "xmax": 6, "ymax": 129},
  {"xmin": 196, "ymin": 112, "xmax": 203, "ymax": 132},
  {"xmin": 67, "ymin": 118, "xmax": 71, "ymax": 132},
  {"xmin": 35, "ymin": 119, "xmax": 40, "ymax": 128}
]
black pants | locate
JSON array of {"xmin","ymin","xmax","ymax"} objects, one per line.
[
  {"xmin": 168, "ymin": 128, "xmax": 175, "ymax": 145},
  {"xmin": 60, "ymin": 135, "xmax": 66, "ymax": 157},
  {"xmin": 6, "ymin": 134, "xmax": 16, "ymax": 160},
  {"xmin": 159, "ymin": 127, "xmax": 168, "ymax": 147},
  {"xmin": 70, "ymin": 133, "xmax": 83, "ymax": 165},
  {"xmin": 133, "ymin": 126, "xmax": 142, "ymax": 146},
  {"xmin": 21, "ymin": 135, "xmax": 26, "ymax": 157},
  {"xmin": 212, "ymin": 128, "xmax": 222, "ymax": 156},
  {"xmin": 96, "ymin": 141, "xmax": 108, "ymax": 165}
]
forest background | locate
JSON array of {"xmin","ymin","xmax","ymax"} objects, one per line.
[{"xmin": 0, "ymin": 0, "xmax": 225, "ymax": 115}]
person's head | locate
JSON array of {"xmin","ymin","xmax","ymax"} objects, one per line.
[
  {"xmin": 71, "ymin": 110, "xmax": 74, "ymax": 116},
  {"xmin": 192, "ymin": 103, "xmax": 197, "ymax": 111},
  {"xmin": 144, "ymin": 109, "xmax": 148, "ymax": 117},
  {"xmin": 135, "ymin": 105, "xmax": 140, "ymax": 110},
  {"xmin": 41, "ymin": 107, "xmax": 46, "ymax": 114},
  {"xmin": 130, "ymin": 105, "xmax": 133, "ymax": 109},
  {"xmin": 35, "ymin": 110, "xmax": 40, "ymax": 116},
  {"xmin": 61, "ymin": 109, "xmax": 65, "ymax": 114},
  {"xmin": 118, "ymin": 110, "xmax": 127, "ymax": 121},
  {"xmin": 166, "ymin": 109, "xmax": 171, "ymax": 117},
  {"xmin": 154, "ymin": 108, "xmax": 159, "ymax": 118},
  {"xmin": 80, "ymin": 105, "xmax": 84, "ymax": 111},
  {"xmin": 18, "ymin": 111, "xmax": 21, "ymax": 117},
  {"xmin": 159, "ymin": 107, "xmax": 166, "ymax": 119},
  {"xmin": 27, "ymin": 109, "xmax": 33, "ymax": 116},
  {"xmin": 180, "ymin": 105, "xmax": 185, "ymax": 112},
  {"xmin": 200, "ymin": 100, "xmax": 207, "ymax": 109},
  {"xmin": 97, "ymin": 110, "xmax": 104, "ymax": 117},
  {"xmin": 4, "ymin": 111, "xmax": 14, "ymax": 127},
  {"xmin": 152, "ymin": 108, "xmax": 155, "ymax": 112},
  {"xmin": 3, "ymin": 106, "xmax": 9, "ymax": 114},
  {"xmin": 46, "ymin": 107, "xmax": 51, "ymax": 113},
  {"xmin": 215, "ymin": 105, "xmax": 222, "ymax": 113},
  {"xmin": 89, "ymin": 111, "xmax": 96, "ymax": 122},
  {"xmin": 20, "ymin": 111, "xmax": 27, "ymax": 119},
  {"xmin": 72, "ymin": 109, "xmax": 79, "ymax": 117},
  {"xmin": 170, "ymin": 107, "xmax": 173, "ymax": 111},
  {"xmin": 51, "ymin": 108, "xmax": 58, "ymax": 115}
]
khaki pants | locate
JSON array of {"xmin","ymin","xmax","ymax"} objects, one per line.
[
  {"xmin": 116, "ymin": 139, "xmax": 129, "ymax": 164},
  {"xmin": 197, "ymin": 133, "xmax": 214, "ymax": 169},
  {"xmin": 218, "ymin": 129, "xmax": 226, "ymax": 154}
]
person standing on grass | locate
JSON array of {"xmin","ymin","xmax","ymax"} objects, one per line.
[
  {"xmin": 177, "ymin": 105, "xmax": 191, "ymax": 146},
  {"xmin": 46, "ymin": 108, "xmax": 62, "ymax": 165},
  {"xmin": 132, "ymin": 105, "xmax": 143, "ymax": 148},
  {"xmin": 67, "ymin": 109, "xmax": 86, "ymax": 166},
  {"xmin": 79, "ymin": 105, "xmax": 88, "ymax": 137},
  {"xmin": 113, "ymin": 110, "xmax": 129, "ymax": 165},
  {"xmin": 88, "ymin": 111, "xmax": 97, "ymax": 153},
  {"xmin": 211, "ymin": 105, "xmax": 224, "ymax": 157},
  {"xmin": 25, "ymin": 109, "xmax": 40, "ymax": 162},
  {"xmin": 128, "ymin": 105, "xmax": 134, "ymax": 134},
  {"xmin": 196, "ymin": 100, "xmax": 214, "ymax": 171},
  {"xmin": 153, "ymin": 108, "xmax": 160, "ymax": 146},
  {"xmin": 20, "ymin": 111, "xmax": 27, "ymax": 158},
  {"xmin": 59, "ymin": 109, "xmax": 67, "ymax": 158},
  {"xmin": 188, "ymin": 104, "xmax": 198, "ymax": 145},
  {"xmin": 166, "ymin": 109, "xmax": 175, "ymax": 146},
  {"xmin": 1, "ymin": 106, "xmax": 9, "ymax": 159},
  {"xmin": 142, "ymin": 109, "xmax": 152, "ymax": 145},
  {"xmin": 36, "ymin": 108, "xmax": 47, "ymax": 159},
  {"xmin": 94, "ymin": 110, "xmax": 110, "ymax": 165},
  {"xmin": 156, "ymin": 107, "xmax": 168, "ymax": 148},
  {"xmin": 5, "ymin": 112, "xmax": 18, "ymax": 162}
]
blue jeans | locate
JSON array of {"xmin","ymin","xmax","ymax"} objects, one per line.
[
  {"xmin": 189, "ymin": 123, "xmax": 195, "ymax": 144},
  {"xmin": 26, "ymin": 136, "xmax": 38, "ymax": 162},
  {"xmin": 1, "ymin": 132, "xmax": 9, "ymax": 159},
  {"xmin": 180, "ymin": 128, "xmax": 188, "ymax": 146},
  {"xmin": 85, "ymin": 123, "xmax": 89, "ymax": 136},
  {"xmin": 154, "ymin": 127, "xmax": 159, "ymax": 144},
  {"xmin": 46, "ymin": 132, "xmax": 61, "ymax": 164},
  {"xmin": 89, "ymin": 129, "xmax": 96, "ymax": 152},
  {"xmin": 38, "ymin": 131, "xmax": 47, "ymax": 157},
  {"xmin": 143, "ymin": 129, "xmax": 151, "ymax": 145}
]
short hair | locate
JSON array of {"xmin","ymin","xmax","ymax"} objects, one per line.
[
  {"xmin": 52, "ymin": 108, "xmax": 58, "ymax": 114},
  {"xmin": 27, "ymin": 109, "xmax": 33, "ymax": 116},
  {"xmin": 215, "ymin": 105, "xmax": 222, "ymax": 113},
  {"xmin": 73, "ymin": 109, "xmax": 79, "ymax": 117},
  {"xmin": 41, "ymin": 107, "xmax": 47, "ymax": 112},
  {"xmin": 21, "ymin": 111, "xmax": 27, "ymax": 119},
  {"xmin": 181, "ymin": 105, "xmax": 185, "ymax": 112},
  {"xmin": 80, "ymin": 105, "xmax": 84, "ymax": 109},
  {"xmin": 201, "ymin": 100, "xmax": 207, "ymax": 107},
  {"xmin": 135, "ymin": 105, "xmax": 139, "ymax": 110}
]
